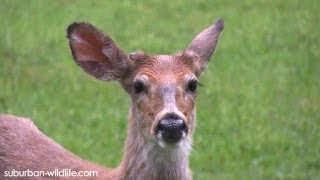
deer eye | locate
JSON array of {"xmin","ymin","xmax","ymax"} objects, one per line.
[
  {"xmin": 187, "ymin": 80, "xmax": 198, "ymax": 92},
  {"xmin": 133, "ymin": 81, "xmax": 145, "ymax": 94}
]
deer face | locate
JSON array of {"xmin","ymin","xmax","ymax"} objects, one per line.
[
  {"xmin": 125, "ymin": 53, "xmax": 199, "ymax": 148},
  {"xmin": 67, "ymin": 20, "xmax": 223, "ymax": 149}
]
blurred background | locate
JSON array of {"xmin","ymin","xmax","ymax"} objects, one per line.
[{"xmin": 0, "ymin": 0, "xmax": 319, "ymax": 179}]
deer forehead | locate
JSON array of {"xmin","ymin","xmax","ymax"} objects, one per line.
[{"xmin": 133, "ymin": 54, "xmax": 196, "ymax": 84}]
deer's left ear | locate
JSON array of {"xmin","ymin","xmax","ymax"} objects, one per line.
[
  {"xmin": 67, "ymin": 22, "xmax": 130, "ymax": 81},
  {"xmin": 184, "ymin": 19, "xmax": 224, "ymax": 76}
]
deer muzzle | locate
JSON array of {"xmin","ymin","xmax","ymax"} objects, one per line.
[{"xmin": 155, "ymin": 113, "xmax": 188, "ymax": 144}]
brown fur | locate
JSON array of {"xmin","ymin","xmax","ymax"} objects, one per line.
[
  {"xmin": 0, "ymin": 115, "xmax": 112, "ymax": 179},
  {"xmin": 0, "ymin": 19, "xmax": 223, "ymax": 180}
]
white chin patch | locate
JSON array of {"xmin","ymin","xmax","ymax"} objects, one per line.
[{"xmin": 158, "ymin": 140, "xmax": 182, "ymax": 149}]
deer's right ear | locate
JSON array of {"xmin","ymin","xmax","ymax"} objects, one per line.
[{"xmin": 67, "ymin": 22, "xmax": 130, "ymax": 81}]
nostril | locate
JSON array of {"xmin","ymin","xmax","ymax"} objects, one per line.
[
  {"xmin": 172, "ymin": 119, "xmax": 185, "ymax": 131},
  {"xmin": 157, "ymin": 121, "xmax": 166, "ymax": 132},
  {"xmin": 180, "ymin": 122, "xmax": 187, "ymax": 132},
  {"xmin": 157, "ymin": 119, "xmax": 169, "ymax": 133}
]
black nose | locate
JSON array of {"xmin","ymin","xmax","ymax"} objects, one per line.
[{"xmin": 156, "ymin": 113, "xmax": 187, "ymax": 143}]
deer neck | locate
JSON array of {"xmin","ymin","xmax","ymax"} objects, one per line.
[{"xmin": 118, "ymin": 106, "xmax": 192, "ymax": 180}]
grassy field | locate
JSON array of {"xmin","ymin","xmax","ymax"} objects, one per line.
[{"xmin": 1, "ymin": 0, "xmax": 319, "ymax": 179}]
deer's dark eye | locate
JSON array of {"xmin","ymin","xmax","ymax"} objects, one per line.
[
  {"xmin": 133, "ymin": 81, "xmax": 145, "ymax": 94},
  {"xmin": 187, "ymin": 80, "xmax": 198, "ymax": 92}
]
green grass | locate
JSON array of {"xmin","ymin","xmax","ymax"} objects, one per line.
[{"xmin": 1, "ymin": 0, "xmax": 319, "ymax": 179}]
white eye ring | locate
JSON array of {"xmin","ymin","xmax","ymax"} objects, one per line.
[{"xmin": 133, "ymin": 75, "xmax": 149, "ymax": 94}]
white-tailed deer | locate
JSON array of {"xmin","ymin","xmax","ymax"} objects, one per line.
[{"xmin": 0, "ymin": 19, "xmax": 224, "ymax": 179}]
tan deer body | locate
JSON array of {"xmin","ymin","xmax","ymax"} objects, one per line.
[{"xmin": 0, "ymin": 19, "xmax": 223, "ymax": 180}]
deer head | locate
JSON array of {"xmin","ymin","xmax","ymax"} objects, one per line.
[{"xmin": 67, "ymin": 20, "xmax": 223, "ymax": 152}]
